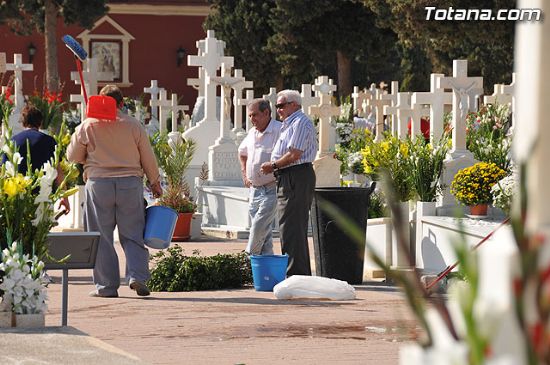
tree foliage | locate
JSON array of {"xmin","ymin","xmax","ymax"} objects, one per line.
[
  {"xmin": 0, "ymin": 0, "xmax": 108, "ymax": 91},
  {"xmin": 364, "ymin": 0, "xmax": 515, "ymax": 92},
  {"xmin": 205, "ymin": 0, "xmax": 401, "ymax": 97}
]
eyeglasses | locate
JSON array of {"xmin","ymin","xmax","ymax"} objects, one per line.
[{"xmin": 275, "ymin": 101, "xmax": 291, "ymax": 109}]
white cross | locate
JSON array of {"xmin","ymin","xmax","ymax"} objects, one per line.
[
  {"xmin": 151, "ymin": 89, "xmax": 171, "ymax": 133},
  {"xmin": 301, "ymin": 84, "xmax": 320, "ymax": 119},
  {"xmin": 210, "ymin": 63, "xmax": 243, "ymax": 142},
  {"xmin": 411, "ymin": 74, "xmax": 452, "ymax": 143},
  {"xmin": 439, "ymin": 60, "xmax": 483, "ymax": 153},
  {"xmin": 368, "ymin": 94, "xmax": 392, "ymax": 142},
  {"xmin": 144, "ymin": 80, "xmax": 162, "ymax": 120},
  {"xmin": 169, "ymin": 93, "xmax": 190, "ymax": 133},
  {"xmin": 390, "ymin": 92, "xmax": 412, "ymax": 138},
  {"xmin": 188, "ymin": 30, "xmax": 234, "ymax": 124},
  {"xmin": 502, "ymin": 72, "xmax": 516, "ymax": 133},
  {"xmin": 352, "ymin": 86, "xmax": 371, "ymax": 117},
  {"xmin": 237, "ymin": 89, "xmax": 255, "ymax": 131},
  {"xmin": 380, "ymin": 81, "xmax": 399, "ymax": 133},
  {"xmin": 6, "ymin": 54, "xmax": 33, "ymax": 111},
  {"xmin": 398, "ymin": 103, "xmax": 430, "ymax": 141},
  {"xmin": 262, "ymin": 87, "xmax": 278, "ymax": 120},
  {"xmin": 310, "ymin": 76, "xmax": 339, "ymax": 158},
  {"xmin": 70, "ymin": 58, "xmax": 113, "ymax": 117},
  {"xmin": 231, "ymin": 69, "xmax": 253, "ymax": 134}
]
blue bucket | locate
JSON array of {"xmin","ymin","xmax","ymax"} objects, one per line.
[
  {"xmin": 250, "ymin": 254, "xmax": 288, "ymax": 291},
  {"xmin": 144, "ymin": 206, "xmax": 178, "ymax": 249}
]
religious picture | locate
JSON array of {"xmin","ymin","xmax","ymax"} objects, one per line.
[{"xmin": 91, "ymin": 41, "xmax": 121, "ymax": 81}]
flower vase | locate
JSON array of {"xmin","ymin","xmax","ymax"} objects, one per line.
[
  {"xmin": 15, "ymin": 313, "xmax": 45, "ymax": 328},
  {"xmin": 469, "ymin": 204, "xmax": 488, "ymax": 216}
]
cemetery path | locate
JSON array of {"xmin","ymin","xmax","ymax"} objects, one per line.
[{"xmin": 45, "ymin": 237, "xmax": 414, "ymax": 365}]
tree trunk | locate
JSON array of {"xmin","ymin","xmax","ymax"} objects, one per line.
[
  {"xmin": 44, "ymin": 0, "xmax": 59, "ymax": 92},
  {"xmin": 336, "ymin": 50, "xmax": 352, "ymax": 98}
]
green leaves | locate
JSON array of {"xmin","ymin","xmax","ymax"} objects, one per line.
[{"xmin": 147, "ymin": 246, "xmax": 253, "ymax": 292}]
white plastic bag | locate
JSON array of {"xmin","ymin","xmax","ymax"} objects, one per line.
[{"xmin": 273, "ymin": 275, "xmax": 356, "ymax": 300}]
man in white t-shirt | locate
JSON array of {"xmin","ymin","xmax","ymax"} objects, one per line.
[{"xmin": 238, "ymin": 99, "xmax": 282, "ymax": 255}]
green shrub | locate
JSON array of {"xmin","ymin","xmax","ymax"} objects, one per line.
[{"xmin": 148, "ymin": 246, "xmax": 253, "ymax": 291}]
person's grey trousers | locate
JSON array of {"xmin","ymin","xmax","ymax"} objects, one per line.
[
  {"xmin": 276, "ymin": 163, "xmax": 315, "ymax": 276},
  {"xmin": 84, "ymin": 176, "xmax": 150, "ymax": 296}
]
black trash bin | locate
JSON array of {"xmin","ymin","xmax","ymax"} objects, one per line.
[{"xmin": 310, "ymin": 182, "xmax": 375, "ymax": 284}]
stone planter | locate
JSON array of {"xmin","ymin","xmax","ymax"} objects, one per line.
[
  {"xmin": 0, "ymin": 311, "xmax": 14, "ymax": 328},
  {"xmin": 415, "ymin": 201, "xmax": 437, "ymax": 268},
  {"xmin": 15, "ymin": 313, "xmax": 45, "ymax": 328},
  {"xmin": 364, "ymin": 217, "xmax": 392, "ymax": 279}
]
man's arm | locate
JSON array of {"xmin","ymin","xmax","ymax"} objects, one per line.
[
  {"xmin": 260, "ymin": 147, "xmax": 303, "ymax": 174},
  {"xmin": 239, "ymin": 154, "xmax": 252, "ymax": 188}
]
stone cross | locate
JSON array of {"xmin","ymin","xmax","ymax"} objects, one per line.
[
  {"xmin": 144, "ymin": 80, "xmax": 162, "ymax": 120},
  {"xmin": 352, "ymin": 87, "xmax": 370, "ymax": 117},
  {"xmin": 485, "ymin": 73, "xmax": 516, "ymax": 133},
  {"xmin": 211, "ymin": 63, "xmax": 243, "ymax": 143},
  {"xmin": 301, "ymin": 83, "xmax": 320, "ymax": 119},
  {"xmin": 367, "ymin": 88, "xmax": 391, "ymax": 142},
  {"xmin": 231, "ymin": 69, "xmax": 253, "ymax": 134},
  {"xmin": 411, "ymin": 73, "xmax": 452, "ymax": 143},
  {"xmin": 399, "ymin": 103, "xmax": 430, "ymax": 141},
  {"xmin": 169, "ymin": 93, "xmax": 189, "ymax": 133},
  {"xmin": 380, "ymin": 81, "xmax": 398, "ymax": 131},
  {"xmin": 6, "ymin": 54, "xmax": 33, "ymax": 112},
  {"xmin": 188, "ymin": 30, "xmax": 234, "ymax": 125},
  {"xmin": 262, "ymin": 87, "xmax": 278, "ymax": 120},
  {"xmin": 439, "ymin": 60, "xmax": 483, "ymax": 154},
  {"xmin": 70, "ymin": 57, "xmax": 113, "ymax": 119},
  {"xmin": 151, "ymin": 89, "xmax": 172, "ymax": 133},
  {"xmin": 0, "ymin": 53, "xmax": 6, "ymax": 73},
  {"xmin": 384, "ymin": 92, "xmax": 411, "ymax": 137},
  {"xmin": 237, "ymin": 89, "xmax": 255, "ymax": 131},
  {"xmin": 310, "ymin": 76, "xmax": 339, "ymax": 158}
]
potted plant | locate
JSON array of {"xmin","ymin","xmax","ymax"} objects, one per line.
[
  {"xmin": 150, "ymin": 132, "xmax": 196, "ymax": 241},
  {"xmin": 451, "ymin": 162, "xmax": 507, "ymax": 216}
]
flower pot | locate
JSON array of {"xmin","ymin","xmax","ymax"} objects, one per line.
[
  {"xmin": 15, "ymin": 313, "xmax": 45, "ymax": 328},
  {"xmin": 173, "ymin": 212, "xmax": 194, "ymax": 241},
  {"xmin": 469, "ymin": 204, "xmax": 488, "ymax": 216}
]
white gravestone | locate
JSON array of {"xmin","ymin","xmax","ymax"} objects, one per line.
[
  {"xmin": 368, "ymin": 89, "xmax": 392, "ymax": 142},
  {"xmin": 380, "ymin": 81, "xmax": 398, "ymax": 131},
  {"xmin": 484, "ymin": 73, "xmax": 515, "ymax": 134},
  {"xmin": 262, "ymin": 87, "xmax": 278, "ymax": 120},
  {"xmin": 438, "ymin": 60, "xmax": 483, "ymax": 209},
  {"xmin": 300, "ymin": 83, "xmax": 320, "ymax": 120},
  {"xmin": 208, "ymin": 63, "xmax": 243, "ymax": 185},
  {"xmin": 6, "ymin": 54, "xmax": 32, "ymax": 133},
  {"xmin": 310, "ymin": 76, "xmax": 341, "ymax": 187},
  {"xmin": 411, "ymin": 73, "xmax": 452, "ymax": 143},
  {"xmin": 144, "ymin": 80, "xmax": 162, "ymax": 121},
  {"xmin": 237, "ymin": 89, "xmax": 255, "ymax": 131},
  {"xmin": 184, "ymin": 30, "xmax": 234, "ymax": 173},
  {"xmin": 384, "ymin": 92, "xmax": 412, "ymax": 138},
  {"xmin": 151, "ymin": 89, "xmax": 172, "ymax": 134},
  {"xmin": 231, "ymin": 69, "xmax": 253, "ymax": 138},
  {"xmin": 168, "ymin": 93, "xmax": 189, "ymax": 134}
]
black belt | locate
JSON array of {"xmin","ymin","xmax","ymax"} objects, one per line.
[{"xmin": 274, "ymin": 163, "xmax": 312, "ymax": 177}]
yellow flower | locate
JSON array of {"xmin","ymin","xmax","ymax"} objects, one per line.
[
  {"xmin": 381, "ymin": 141, "xmax": 390, "ymax": 152},
  {"xmin": 3, "ymin": 179, "xmax": 18, "ymax": 197}
]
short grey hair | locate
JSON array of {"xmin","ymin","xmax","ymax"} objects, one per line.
[
  {"xmin": 249, "ymin": 98, "xmax": 271, "ymax": 114},
  {"xmin": 277, "ymin": 89, "xmax": 301, "ymax": 106}
]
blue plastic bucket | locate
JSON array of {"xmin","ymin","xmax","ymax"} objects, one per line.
[
  {"xmin": 250, "ymin": 254, "xmax": 288, "ymax": 291},
  {"xmin": 144, "ymin": 206, "xmax": 178, "ymax": 249}
]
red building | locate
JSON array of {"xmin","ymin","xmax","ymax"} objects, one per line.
[{"xmin": 0, "ymin": 0, "xmax": 210, "ymax": 109}]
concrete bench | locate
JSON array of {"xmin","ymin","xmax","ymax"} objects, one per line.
[{"xmin": 44, "ymin": 232, "xmax": 100, "ymax": 326}]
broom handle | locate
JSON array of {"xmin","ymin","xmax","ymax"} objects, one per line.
[
  {"xmin": 75, "ymin": 56, "xmax": 88, "ymax": 105},
  {"xmin": 426, "ymin": 217, "xmax": 511, "ymax": 291}
]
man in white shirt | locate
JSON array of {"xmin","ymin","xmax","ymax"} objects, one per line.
[{"xmin": 238, "ymin": 99, "xmax": 282, "ymax": 255}]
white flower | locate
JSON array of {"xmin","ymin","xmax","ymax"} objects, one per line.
[{"xmin": 4, "ymin": 161, "xmax": 15, "ymax": 177}]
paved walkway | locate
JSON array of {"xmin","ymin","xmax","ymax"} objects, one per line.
[{"xmin": 4, "ymin": 236, "xmax": 415, "ymax": 364}]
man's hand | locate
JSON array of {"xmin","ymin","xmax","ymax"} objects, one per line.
[
  {"xmin": 260, "ymin": 161, "xmax": 274, "ymax": 175},
  {"xmin": 57, "ymin": 198, "xmax": 71, "ymax": 214},
  {"xmin": 151, "ymin": 181, "xmax": 163, "ymax": 198}
]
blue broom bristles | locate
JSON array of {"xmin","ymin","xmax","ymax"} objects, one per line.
[{"xmin": 62, "ymin": 35, "xmax": 87, "ymax": 61}]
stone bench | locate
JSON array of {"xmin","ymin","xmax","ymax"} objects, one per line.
[{"xmin": 44, "ymin": 232, "xmax": 100, "ymax": 326}]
